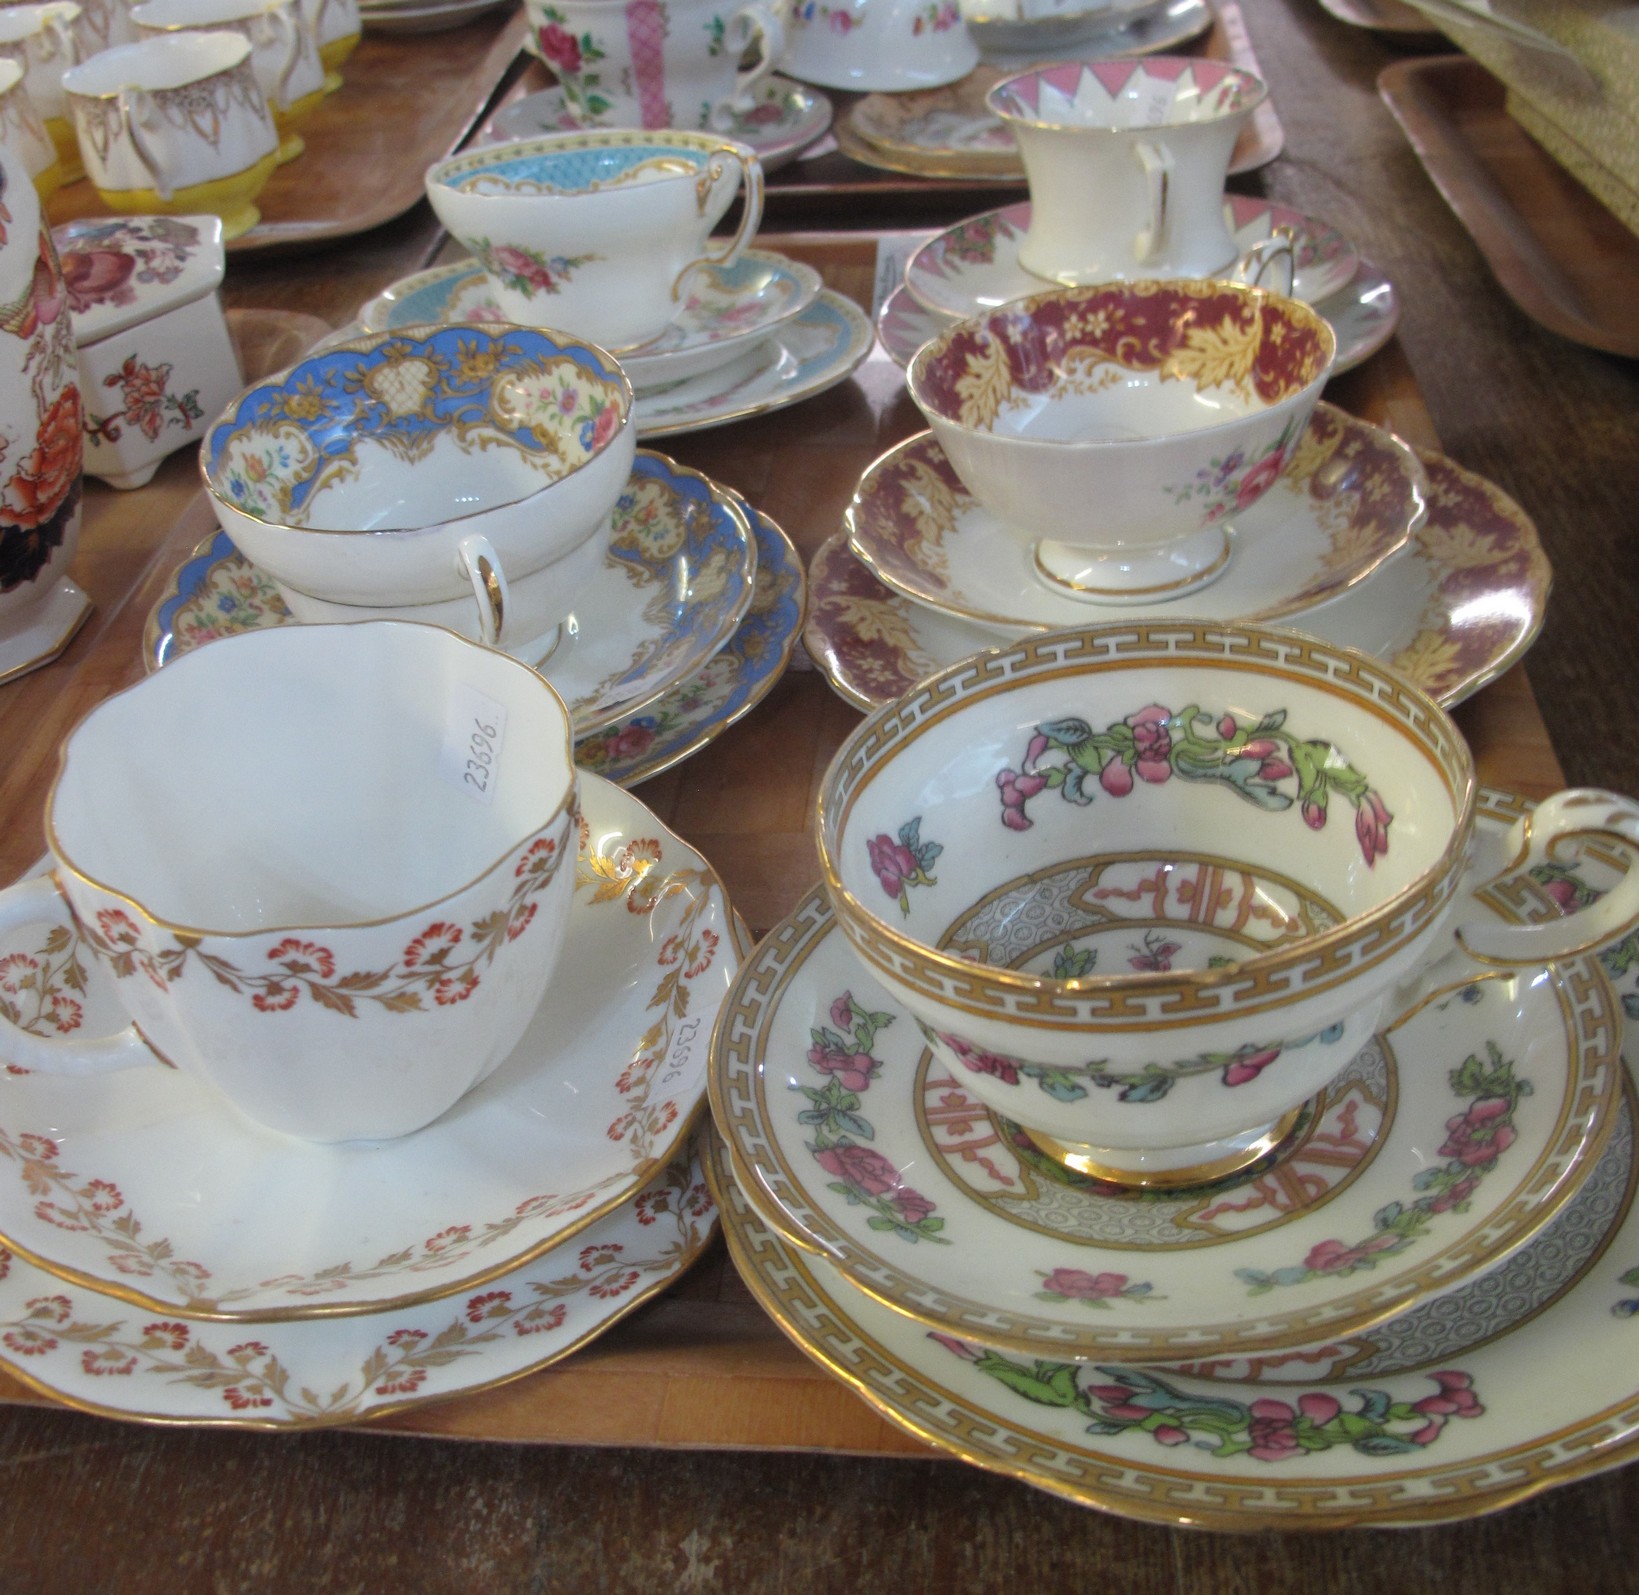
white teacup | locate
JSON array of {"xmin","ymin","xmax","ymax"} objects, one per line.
[
  {"xmin": 783, "ymin": 0, "xmax": 976, "ymax": 92},
  {"xmin": 297, "ymin": 0, "xmax": 355, "ymax": 91},
  {"xmin": 132, "ymin": 0, "xmax": 324, "ymax": 164},
  {"xmin": 1, "ymin": 0, "xmax": 136, "ymax": 54},
  {"xmin": 0, "ymin": 3, "xmax": 83, "ymax": 182},
  {"xmin": 0, "ymin": 622, "xmax": 581, "ymax": 1143},
  {"xmin": 524, "ymin": 0, "xmax": 786, "ymax": 131},
  {"xmin": 62, "ymin": 32, "xmax": 279, "ymax": 240},
  {"xmin": 0, "ymin": 56, "xmax": 62, "ymax": 197},
  {"xmin": 987, "ymin": 58, "xmax": 1272, "ymax": 285},
  {"xmin": 425, "ymin": 131, "xmax": 764, "ymax": 353}
]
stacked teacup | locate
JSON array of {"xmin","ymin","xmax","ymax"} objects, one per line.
[{"xmin": 0, "ymin": 619, "xmax": 738, "ymax": 1424}]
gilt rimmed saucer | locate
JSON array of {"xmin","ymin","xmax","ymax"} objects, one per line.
[
  {"xmin": 709, "ymin": 1093, "xmax": 1639, "ymax": 1528},
  {"xmin": 575, "ymin": 504, "xmax": 807, "ymax": 787},
  {"xmin": 977, "ymin": 0, "xmax": 1213, "ymax": 66},
  {"xmin": 633, "ymin": 290, "xmax": 873, "ymax": 440},
  {"xmin": 146, "ymin": 452, "xmax": 758, "ymax": 742},
  {"xmin": 358, "ymin": 250, "xmax": 826, "ymax": 391},
  {"xmin": 963, "ymin": 0, "xmax": 1173, "ymax": 57},
  {"xmin": 484, "ymin": 76, "xmax": 834, "ymax": 174},
  {"xmin": 845, "ymin": 405, "xmax": 1425, "ymax": 634},
  {"xmin": 0, "ymin": 1130, "xmax": 717, "ymax": 1429},
  {"xmin": 0, "ymin": 775, "xmax": 738, "ymax": 1322},
  {"xmin": 876, "ymin": 258, "xmax": 1402, "ymax": 378},
  {"xmin": 145, "ymin": 502, "xmax": 804, "ymax": 791},
  {"xmin": 904, "ymin": 197, "xmax": 1358, "ymax": 319},
  {"xmin": 707, "ymin": 804, "xmax": 1622, "ymax": 1362},
  {"xmin": 808, "ymin": 446, "xmax": 1548, "ymax": 711}
]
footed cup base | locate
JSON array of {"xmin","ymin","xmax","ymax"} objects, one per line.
[
  {"xmin": 1019, "ymin": 1102, "xmax": 1308, "ymax": 1191},
  {"xmin": 1033, "ymin": 524, "xmax": 1232, "ymax": 604}
]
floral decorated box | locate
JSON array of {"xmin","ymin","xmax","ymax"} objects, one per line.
[{"xmin": 51, "ymin": 214, "xmax": 243, "ymax": 490}]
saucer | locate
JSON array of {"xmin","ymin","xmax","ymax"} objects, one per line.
[
  {"xmin": 709, "ymin": 1090, "xmax": 1639, "ymax": 1527},
  {"xmin": 0, "ymin": 577, "xmax": 91, "ymax": 687},
  {"xmin": 808, "ymin": 446, "xmax": 1547, "ymax": 709},
  {"xmin": 576, "ymin": 504, "xmax": 807, "ymax": 787},
  {"xmin": 0, "ymin": 775, "xmax": 738, "ymax": 1321},
  {"xmin": 963, "ymin": 0, "xmax": 1172, "ymax": 55},
  {"xmin": 360, "ymin": 0, "xmax": 511, "ymax": 30},
  {"xmin": 977, "ymin": 0, "xmax": 1213, "ymax": 65},
  {"xmin": 484, "ymin": 76, "xmax": 835, "ymax": 174},
  {"xmin": 846, "ymin": 406, "xmax": 1425, "ymax": 633},
  {"xmin": 358, "ymin": 250, "xmax": 826, "ymax": 391},
  {"xmin": 707, "ymin": 796, "xmax": 1622, "ymax": 1361},
  {"xmin": 0, "ymin": 1130, "xmax": 717, "ymax": 1428},
  {"xmin": 904, "ymin": 197, "xmax": 1359, "ymax": 319},
  {"xmin": 875, "ymin": 258, "xmax": 1402, "ymax": 378},
  {"xmin": 147, "ymin": 452, "xmax": 759, "ymax": 741},
  {"xmin": 633, "ymin": 291, "xmax": 874, "ymax": 440},
  {"xmin": 145, "ymin": 502, "xmax": 805, "ymax": 790}
]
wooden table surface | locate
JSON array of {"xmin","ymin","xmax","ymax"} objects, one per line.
[{"xmin": 3, "ymin": 0, "xmax": 1639, "ymax": 1585}]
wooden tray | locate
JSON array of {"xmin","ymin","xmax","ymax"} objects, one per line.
[
  {"xmin": 46, "ymin": 9, "xmax": 526, "ymax": 254},
  {"xmin": 1380, "ymin": 54, "xmax": 1639, "ymax": 357}
]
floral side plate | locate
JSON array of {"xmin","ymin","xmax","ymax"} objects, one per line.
[
  {"xmin": 632, "ymin": 290, "xmax": 874, "ymax": 440},
  {"xmin": 845, "ymin": 405, "xmax": 1425, "ymax": 633},
  {"xmin": 0, "ymin": 775, "xmax": 738, "ymax": 1321},
  {"xmin": 358, "ymin": 250, "xmax": 826, "ymax": 391},
  {"xmin": 708, "ymin": 801, "xmax": 1639, "ymax": 1527},
  {"xmin": 707, "ymin": 798, "xmax": 1622, "ymax": 1362},
  {"xmin": 147, "ymin": 451, "xmax": 757, "ymax": 743},
  {"xmin": 875, "ymin": 258, "xmax": 1401, "ymax": 378},
  {"xmin": 485, "ymin": 76, "xmax": 835, "ymax": 174},
  {"xmin": 808, "ymin": 446, "xmax": 1548, "ymax": 711},
  {"xmin": 147, "ymin": 503, "xmax": 803, "ymax": 790},
  {"xmin": 0, "ymin": 1130, "xmax": 716, "ymax": 1429},
  {"xmin": 904, "ymin": 197, "xmax": 1358, "ymax": 319}
]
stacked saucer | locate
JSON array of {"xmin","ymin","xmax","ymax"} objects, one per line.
[
  {"xmin": 356, "ymin": 248, "xmax": 873, "ymax": 440},
  {"xmin": 359, "ymin": 0, "xmax": 512, "ymax": 31},
  {"xmin": 0, "ymin": 773, "xmax": 740, "ymax": 1427},
  {"xmin": 145, "ymin": 450, "xmax": 807, "ymax": 788},
  {"xmin": 705, "ymin": 615, "xmax": 1639, "ymax": 1524}
]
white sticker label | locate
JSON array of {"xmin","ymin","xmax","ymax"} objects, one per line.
[{"xmin": 440, "ymin": 681, "xmax": 508, "ymax": 806}]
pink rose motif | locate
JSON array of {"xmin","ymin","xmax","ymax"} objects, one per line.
[
  {"xmin": 1355, "ymin": 790, "xmax": 1392, "ymax": 865},
  {"xmin": 1438, "ymin": 1096, "xmax": 1515, "ymax": 1168},
  {"xmin": 814, "ymin": 1141, "xmax": 901, "ymax": 1197},
  {"xmin": 1128, "ymin": 705, "xmax": 1174, "ymax": 783},
  {"xmin": 604, "ymin": 721, "xmax": 654, "ymax": 761},
  {"xmin": 996, "ymin": 767, "xmax": 1046, "ymax": 830},
  {"xmin": 1246, "ymin": 1393, "xmax": 1341, "ymax": 1461},
  {"xmin": 830, "ymin": 994, "xmax": 855, "ymax": 1030},
  {"xmin": 1234, "ymin": 449, "xmax": 1285, "ymax": 511},
  {"xmin": 1408, "ymin": 1369, "xmax": 1482, "ymax": 1445},
  {"xmin": 1428, "ymin": 1173, "xmax": 1479, "ymax": 1213},
  {"xmin": 1237, "ymin": 737, "xmax": 1293, "ymax": 782},
  {"xmin": 1542, "ymin": 876, "xmax": 1582, "ymax": 914},
  {"xmin": 942, "ymin": 1031, "xmax": 1020, "ymax": 1086},
  {"xmin": 1222, "ymin": 1046, "xmax": 1281, "ymax": 1087},
  {"xmin": 590, "ymin": 401, "xmax": 621, "ymax": 450},
  {"xmin": 892, "ymin": 1188, "xmax": 936, "ymax": 1225},
  {"xmin": 867, "ymin": 833, "xmax": 919, "ymax": 901},
  {"xmin": 492, "ymin": 244, "xmax": 556, "ymax": 293},
  {"xmin": 1301, "ymin": 1233, "xmax": 1399, "ymax": 1274},
  {"xmin": 1301, "ymin": 797, "xmax": 1326, "ymax": 830},
  {"xmin": 538, "ymin": 21, "xmax": 582, "ymax": 73},
  {"xmin": 1041, "ymin": 1268, "xmax": 1130, "ymax": 1300},
  {"xmin": 1099, "ymin": 757, "xmax": 1134, "ymax": 797},
  {"xmin": 807, "ymin": 1041, "xmax": 877, "ymax": 1094}
]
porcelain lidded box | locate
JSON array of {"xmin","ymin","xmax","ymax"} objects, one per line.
[{"xmin": 51, "ymin": 212, "xmax": 241, "ymax": 489}]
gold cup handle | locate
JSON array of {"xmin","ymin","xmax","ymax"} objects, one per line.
[
  {"xmin": 456, "ymin": 532, "xmax": 509, "ymax": 648},
  {"xmin": 117, "ymin": 85, "xmax": 170, "ymax": 200},
  {"xmin": 1459, "ymin": 789, "xmax": 1639, "ymax": 966},
  {"xmin": 1235, "ymin": 230, "xmax": 1296, "ymax": 297},
  {"xmin": 674, "ymin": 145, "xmax": 763, "ymax": 303},
  {"xmin": 0, "ymin": 874, "xmax": 155, "ymax": 1075},
  {"xmin": 1132, "ymin": 140, "xmax": 1172, "ymax": 266}
]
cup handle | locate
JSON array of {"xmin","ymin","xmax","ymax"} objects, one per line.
[
  {"xmin": 43, "ymin": 8, "xmax": 79, "ymax": 69},
  {"xmin": 1132, "ymin": 140, "xmax": 1172, "ymax": 266},
  {"xmin": 118, "ymin": 86, "xmax": 170, "ymax": 201},
  {"xmin": 725, "ymin": 0, "xmax": 785, "ymax": 114},
  {"xmin": 0, "ymin": 874, "xmax": 155, "ymax": 1076},
  {"xmin": 456, "ymin": 533, "xmax": 508, "ymax": 647},
  {"xmin": 265, "ymin": 0, "xmax": 303, "ymax": 111},
  {"xmin": 1235, "ymin": 231, "xmax": 1296, "ymax": 297},
  {"xmin": 1457, "ymin": 790, "xmax": 1639, "ymax": 966},
  {"xmin": 674, "ymin": 144, "xmax": 764, "ymax": 301}
]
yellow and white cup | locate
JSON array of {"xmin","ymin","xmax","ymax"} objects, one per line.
[
  {"xmin": 132, "ymin": 0, "xmax": 323, "ymax": 163},
  {"xmin": 297, "ymin": 0, "xmax": 355, "ymax": 92},
  {"xmin": 0, "ymin": 56, "xmax": 62, "ymax": 197},
  {"xmin": 0, "ymin": 3, "xmax": 83, "ymax": 182},
  {"xmin": 63, "ymin": 31, "xmax": 278, "ymax": 239}
]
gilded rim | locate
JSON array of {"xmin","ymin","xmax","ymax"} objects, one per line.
[
  {"xmin": 816, "ymin": 622, "xmax": 1475, "ymax": 1027},
  {"xmin": 984, "ymin": 57, "xmax": 1268, "ymax": 137},
  {"xmin": 45, "ymin": 619, "xmax": 578, "ymax": 942},
  {"xmin": 199, "ymin": 321, "xmax": 636, "ymax": 539},
  {"xmin": 0, "ymin": 1134, "xmax": 718, "ymax": 1430},
  {"xmin": 427, "ymin": 127, "xmax": 756, "ymax": 196}
]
